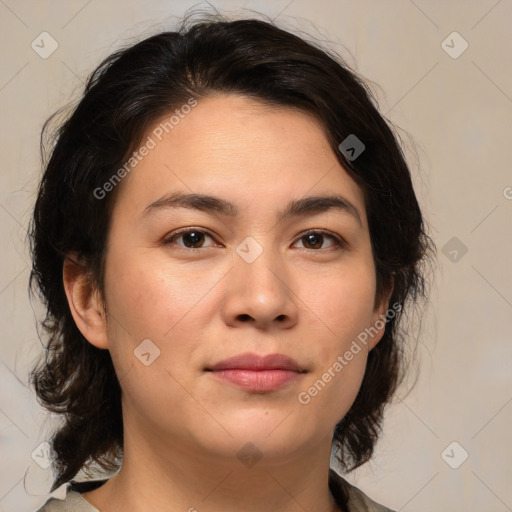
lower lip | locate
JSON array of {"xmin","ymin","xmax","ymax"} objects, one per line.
[{"xmin": 209, "ymin": 369, "xmax": 302, "ymax": 392}]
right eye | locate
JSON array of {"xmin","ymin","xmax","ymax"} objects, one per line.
[{"xmin": 163, "ymin": 228, "xmax": 219, "ymax": 249}]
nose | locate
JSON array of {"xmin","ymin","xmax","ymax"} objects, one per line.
[{"xmin": 221, "ymin": 243, "xmax": 299, "ymax": 330}]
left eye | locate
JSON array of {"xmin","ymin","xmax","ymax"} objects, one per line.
[{"xmin": 293, "ymin": 231, "xmax": 344, "ymax": 250}]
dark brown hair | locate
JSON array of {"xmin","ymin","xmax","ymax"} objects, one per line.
[{"xmin": 29, "ymin": 12, "xmax": 434, "ymax": 491}]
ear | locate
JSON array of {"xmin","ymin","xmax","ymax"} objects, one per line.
[
  {"xmin": 62, "ymin": 252, "xmax": 109, "ymax": 350},
  {"xmin": 367, "ymin": 276, "xmax": 395, "ymax": 351}
]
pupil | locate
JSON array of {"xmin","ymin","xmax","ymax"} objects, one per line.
[
  {"xmin": 306, "ymin": 233, "xmax": 322, "ymax": 249},
  {"xmin": 184, "ymin": 231, "xmax": 203, "ymax": 247}
]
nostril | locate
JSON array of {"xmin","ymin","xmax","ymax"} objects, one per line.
[{"xmin": 238, "ymin": 314, "xmax": 252, "ymax": 321}]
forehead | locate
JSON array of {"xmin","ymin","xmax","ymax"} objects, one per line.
[{"xmin": 111, "ymin": 94, "xmax": 366, "ymax": 223}]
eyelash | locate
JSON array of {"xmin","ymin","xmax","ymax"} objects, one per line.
[{"xmin": 163, "ymin": 228, "xmax": 345, "ymax": 251}]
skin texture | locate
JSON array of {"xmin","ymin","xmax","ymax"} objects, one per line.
[{"xmin": 63, "ymin": 94, "xmax": 391, "ymax": 512}]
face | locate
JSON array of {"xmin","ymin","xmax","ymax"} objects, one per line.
[{"xmin": 85, "ymin": 94, "xmax": 389, "ymax": 466}]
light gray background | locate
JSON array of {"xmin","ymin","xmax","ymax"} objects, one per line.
[{"xmin": 1, "ymin": 1, "xmax": 511, "ymax": 511}]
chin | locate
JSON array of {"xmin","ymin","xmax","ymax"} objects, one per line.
[{"xmin": 206, "ymin": 414, "xmax": 316, "ymax": 451}]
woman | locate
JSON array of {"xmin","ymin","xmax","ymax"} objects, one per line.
[{"xmin": 30, "ymin": 12, "xmax": 433, "ymax": 512}]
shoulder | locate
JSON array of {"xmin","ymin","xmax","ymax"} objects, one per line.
[
  {"xmin": 38, "ymin": 473, "xmax": 393, "ymax": 512},
  {"xmin": 345, "ymin": 481, "xmax": 395, "ymax": 512},
  {"xmin": 36, "ymin": 491, "xmax": 99, "ymax": 512},
  {"xmin": 36, "ymin": 480, "xmax": 105, "ymax": 512},
  {"xmin": 329, "ymin": 468, "xmax": 395, "ymax": 512}
]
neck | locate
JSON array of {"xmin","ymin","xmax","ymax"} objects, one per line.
[{"xmin": 83, "ymin": 417, "xmax": 340, "ymax": 512}]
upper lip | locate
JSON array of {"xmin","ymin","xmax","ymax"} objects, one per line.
[{"xmin": 207, "ymin": 352, "xmax": 303, "ymax": 372}]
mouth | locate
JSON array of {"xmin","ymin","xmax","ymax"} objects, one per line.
[{"xmin": 205, "ymin": 352, "xmax": 307, "ymax": 393}]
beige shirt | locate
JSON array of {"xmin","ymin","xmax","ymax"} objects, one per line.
[{"xmin": 37, "ymin": 468, "xmax": 395, "ymax": 512}]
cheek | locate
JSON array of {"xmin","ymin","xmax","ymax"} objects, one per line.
[
  {"xmin": 101, "ymin": 248, "xmax": 230, "ymax": 385},
  {"xmin": 101, "ymin": 251, "xmax": 213, "ymax": 433},
  {"xmin": 293, "ymin": 264, "xmax": 376, "ymax": 418},
  {"xmin": 104, "ymin": 249, "xmax": 222, "ymax": 338},
  {"xmin": 304, "ymin": 262, "xmax": 378, "ymax": 347}
]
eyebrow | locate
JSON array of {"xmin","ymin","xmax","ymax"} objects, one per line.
[{"xmin": 141, "ymin": 191, "xmax": 362, "ymax": 227}]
